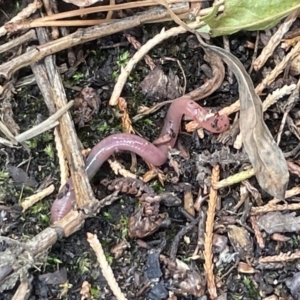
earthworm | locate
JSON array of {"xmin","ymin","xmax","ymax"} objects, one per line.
[{"xmin": 51, "ymin": 96, "xmax": 229, "ymax": 222}]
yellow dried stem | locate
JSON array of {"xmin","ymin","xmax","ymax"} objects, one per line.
[
  {"xmin": 212, "ymin": 168, "xmax": 255, "ymax": 190},
  {"xmin": 204, "ymin": 165, "xmax": 220, "ymax": 299}
]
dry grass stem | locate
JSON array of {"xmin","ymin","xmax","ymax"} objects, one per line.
[
  {"xmin": 212, "ymin": 168, "xmax": 256, "ymax": 190},
  {"xmin": 220, "ymin": 42, "xmax": 300, "ymax": 117},
  {"xmin": 253, "ymin": 9, "xmax": 300, "ymax": 71},
  {"xmin": 5, "ymin": 0, "xmax": 223, "ymax": 31},
  {"xmin": 0, "ymin": 136, "xmax": 16, "ymax": 147},
  {"xmin": 204, "ymin": 165, "xmax": 220, "ymax": 299},
  {"xmin": 87, "ymin": 233, "xmax": 127, "ymax": 300}
]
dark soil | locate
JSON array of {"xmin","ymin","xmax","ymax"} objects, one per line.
[{"xmin": 1, "ymin": 2, "xmax": 300, "ymax": 300}]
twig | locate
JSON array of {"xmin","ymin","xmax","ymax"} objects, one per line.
[
  {"xmin": 21, "ymin": 185, "xmax": 55, "ymax": 212},
  {"xmin": 16, "ymin": 64, "xmax": 68, "ymax": 88},
  {"xmin": 222, "ymin": 35, "xmax": 233, "ymax": 84},
  {"xmin": 0, "ymin": 0, "xmax": 42, "ymax": 37},
  {"xmin": 87, "ymin": 233, "xmax": 127, "ymax": 300},
  {"xmin": 0, "ymin": 4, "xmax": 188, "ymax": 80},
  {"xmin": 204, "ymin": 165, "xmax": 220, "ymax": 299},
  {"xmin": 42, "ymin": 0, "xmax": 59, "ymax": 39},
  {"xmin": 12, "ymin": 279, "xmax": 31, "ymax": 300},
  {"xmin": 5, "ymin": 1, "xmax": 222, "ymax": 30},
  {"xmin": 32, "ymin": 27, "xmax": 95, "ymax": 211},
  {"xmin": 14, "ymin": 101, "xmax": 74, "ymax": 143},
  {"xmin": 169, "ymin": 215, "xmax": 201, "ymax": 261},
  {"xmin": 125, "ymin": 33, "xmax": 156, "ymax": 70},
  {"xmin": 253, "ymin": 8, "xmax": 300, "ymax": 71},
  {"xmin": 0, "ymin": 29, "xmax": 37, "ymax": 54}
]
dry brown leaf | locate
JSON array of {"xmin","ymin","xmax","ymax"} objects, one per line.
[
  {"xmin": 183, "ymin": 184, "xmax": 195, "ymax": 217},
  {"xmin": 73, "ymin": 87, "xmax": 100, "ymax": 128},
  {"xmin": 227, "ymin": 225, "xmax": 254, "ymax": 260},
  {"xmin": 139, "ymin": 66, "xmax": 181, "ymax": 100},
  {"xmin": 143, "ymin": 166, "xmax": 165, "ymax": 184},
  {"xmin": 237, "ymin": 262, "xmax": 255, "ymax": 274},
  {"xmin": 204, "ymin": 44, "xmax": 289, "ymax": 200},
  {"xmin": 257, "ymin": 211, "xmax": 300, "ymax": 234}
]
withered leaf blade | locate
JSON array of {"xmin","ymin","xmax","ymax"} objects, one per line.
[{"xmin": 204, "ymin": 44, "xmax": 289, "ymax": 199}]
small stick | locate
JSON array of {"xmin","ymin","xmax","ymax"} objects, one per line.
[
  {"xmin": 0, "ymin": 29, "xmax": 37, "ymax": 54},
  {"xmin": 15, "ymin": 101, "xmax": 74, "ymax": 143},
  {"xmin": 21, "ymin": 185, "xmax": 55, "ymax": 212},
  {"xmin": 87, "ymin": 233, "xmax": 127, "ymax": 300}
]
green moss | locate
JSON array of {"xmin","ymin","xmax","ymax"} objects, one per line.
[{"xmin": 242, "ymin": 276, "xmax": 259, "ymax": 299}]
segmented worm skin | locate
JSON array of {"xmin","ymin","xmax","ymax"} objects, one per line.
[{"xmin": 50, "ymin": 97, "xmax": 229, "ymax": 222}]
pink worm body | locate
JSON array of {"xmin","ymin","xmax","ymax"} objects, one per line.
[{"xmin": 51, "ymin": 97, "xmax": 229, "ymax": 222}]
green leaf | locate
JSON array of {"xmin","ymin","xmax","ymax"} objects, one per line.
[{"xmin": 204, "ymin": 0, "xmax": 300, "ymax": 37}]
